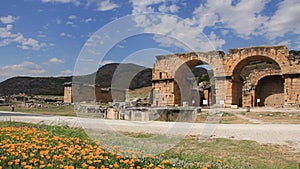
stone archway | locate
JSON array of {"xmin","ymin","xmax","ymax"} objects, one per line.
[
  {"xmin": 152, "ymin": 45, "xmax": 300, "ymax": 107},
  {"xmin": 225, "ymin": 46, "xmax": 290, "ymax": 107},
  {"xmin": 173, "ymin": 60, "xmax": 216, "ymax": 107},
  {"xmin": 152, "ymin": 51, "xmax": 225, "ymax": 107},
  {"xmin": 255, "ymin": 75, "xmax": 284, "ymax": 106},
  {"xmin": 242, "ymin": 69, "xmax": 282, "ymax": 107}
]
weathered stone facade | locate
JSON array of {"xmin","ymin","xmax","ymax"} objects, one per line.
[
  {"xmin": 63, "ymin": 83, "xmax": 127, "ymax": 104},
  {"xmin": 63, "ymin": 82, "xmax": 72, "ymax": 103},
  {"xmin": 152, "ymin": 45, "xmax": 300, "ymax": 107}
]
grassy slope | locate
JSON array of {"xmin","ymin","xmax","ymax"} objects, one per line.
[{"xmin": 0, "ymin": 122, "xmax": 299, "ymax": 169}]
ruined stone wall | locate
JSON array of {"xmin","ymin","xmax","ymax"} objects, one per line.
[
  {"xmin": 152, "ymin": 51, "xmax": 226, "ymax": 106},
  {"xmin": 72, "ymin": 84, "xmax": 97, "ymax": 103},
  {"xmin": 247, "ymin": 68, "xmax": 281, "ymax": 85},
  {"xmin": 152, "ymin": 80, "xmax": 175, "ymax": 106},
  {"xmin": 95, "ymin": 88, "xmax": 113, "ymax": 103},
  {"xmin": 225, "ymin": 46, "xmax": 290, "ymax": 75},
  {"xmin": 255, "ymin": 76, "xmax": 284, "ymax": 106},
  {"xmin": 284, "ymin": 74, "xmax": 300, "ymax": 105},
  {"xmin": 242, "ymin": 69, "xmax": 282, "ymax": 107},
  {"xmin": 63, "ymin": 84, "xmax": 72, "ymax": 103},
  {"xmin": 153, "ymin": 45, "xmax": 300, "ymax": 107}
]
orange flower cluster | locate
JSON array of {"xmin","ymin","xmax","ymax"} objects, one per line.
[
  {"xmin": 0, "ymin": 126, "xmax": 176, "ymax": 169},
  {"xmin": 0, "ymin": 126, "xmax": 231, "ymax": 169}
]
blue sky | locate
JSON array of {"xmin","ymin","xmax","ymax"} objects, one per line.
[{"xmin": 0, "ymin": 0, "xmax": 299, "ymax": 81}]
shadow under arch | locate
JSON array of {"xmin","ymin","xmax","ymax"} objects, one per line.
[
  {"xmin": 255, "ymin": 75, "xmax": 284, "ymax": 107},
  {"xmin": 174, "ymin": 59, "xmax": 216, "ymax": 107},
  {"xmin": 231, "ymin": 55, "xmax": 282, "ymax": 107}
]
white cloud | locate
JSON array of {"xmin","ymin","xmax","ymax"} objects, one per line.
[
  {"xmin": 116, "ymin": 44, "xmax": 124, "ymax": 48},
  {"xmin": 130, "ymin": 0, "xmax": 164, "ymax": 14},
  {"xmin": 68, "ymin": 15, "xmax": 77, "ymax": 19},
  {"xmin": 131, "ymin": 13, "xmax": 225, "ymax": 51},
  {"xmin": 0, "ymin": 25, "xmax": 47, "ymax": 50},
  {"xmin": 18, "ymin": 37, "xmax": 47, "ymax": 50},
  {"xmin": 0, "ymin": 62, "xmax": 47, "ymax": 81},
  {"xmin": 59, "ymin": 69, "xmax": 73, "ymax": 76},
  {"xmin": 276, "ymin": 40, "xmax": 291, "ymax": 47},
  {"xmin": 55, "ymin": 18, "xmax": 62, "ymax": 24},
  {"xmin": 66, "ymin": 21, "xmax": 74, "ymax": 25},
  {"xmin": 83, "ymin": 18, "xmax": 94, "ymax": 23},
  {"xmin": 129, "ymin": 0, "xmax": 298, "ymax": 51},
  {"xmin": 41, "ymin": 0, "xmax": 80, "ymax": 6},
  {"xmin": 49, "ymin": 57, "xmax": 65, "ymax": 64},
  {"xmin": 0, "ymin": 15, "xmax": 17, "ymax": 24},
  {"xmin": 129, "ymin": 0, "xmax": 226, "ymax": 51},
  {"xmin": 189, "ymin": 0, "xmax": 300, "ymax": 42},
  {"xmin": 60, "ymin": 32, "xmax": 73, "ymax": 38},
  {"xmin": 264, "ymin": 0, "xmax": 300, "ymax": 39},
  {"xmin": 97, "ymin": 0, "xmax": 119, "ymax": 11},
  {"xmin": 99, "ymin": 60, "xmax": 114, "ymax": 66},
  {"xmin": 37, "ymin": 34, "xmax": 47, "ymax": 38},
  {"xmin": 158, "ymin": 4, "xmax": 180, "ymax": 13},
  {"xmin": 192, "ymin": 0, "xmax": 270, "ymax": 39},
  {"xmin": 295, "ymin": 37, "xmax": 300, "ymax": 49}
]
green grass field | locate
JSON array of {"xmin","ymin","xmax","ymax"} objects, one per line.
[
  {"xmin": 0, "ymin": 121, "xmax": 299, "ymax": 169},
  {"xmin": 0, "ymin": 104, "xmax": 75, "ymax": 116}
]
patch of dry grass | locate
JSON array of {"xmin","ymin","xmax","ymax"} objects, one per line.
[
  {"xmin": 0, "ymin": 104, "xmax": 75, "ymax": 116},
  {"xmin": 240, "ymin": 111, "xmax": 300, "ymax": 124},
  {"xmin": 129, "ymin": 86, "xmax": 152, "ymax": 100},
  {"xmin": 166, "ymin": 136, "xmax": 300, "ymax": 169}
]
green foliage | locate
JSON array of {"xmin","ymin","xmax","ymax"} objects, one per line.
[
  {"xmin": 197, "ymin": 74, "xmax": 210, "ymax": 84},
  {"xmin": 289, "ymin": 50, "xmax": 300, "ymax": 56}
]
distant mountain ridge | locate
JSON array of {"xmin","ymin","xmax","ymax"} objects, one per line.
[
  {"xmin": 0, "ymin": 76, "xmax": 72, "ymax": 96},
  {"xmin": 0, "ymin": 63, "xmax": 152, "ymax": 96}
]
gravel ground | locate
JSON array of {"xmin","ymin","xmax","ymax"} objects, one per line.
[{"xmin": 0, "ymin": 111, "xmax": 299, "ymax": 152}]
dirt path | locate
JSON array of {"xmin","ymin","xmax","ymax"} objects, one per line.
[
  {"xmin": 1, "ymin": 111, "xmax": 300, "ymax": 152},
  {"xmin": 229, "ymin": 112, "xmax": 266, "ymax": 124}
]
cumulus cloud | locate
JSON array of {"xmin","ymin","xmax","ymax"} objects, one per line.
[
  {"xmin": 97, "ymin": 0, "xmax": 119, "ymax": 11},
  {"xmin": 0, "ymin": 62, "xmax": 47, "ymax": 81},
  {"xmin": 192, "ymin": 0, "xmax": 270, "ymax": 38},
  {"xmin": 68, "ymin": 15, "xmax": 77, "ymax": 19},
  {"xmin": 0, "ymin": 24, "xmax": 47, "ymax": 50},
  {"xmin": 276, "ymin": 40, "xmax": 292, "ymax": 47},
  {"xmin": 129, "ymin": 0, "xmax": 300, "ymax": 50},
  {"xmin": 60, "ymin": 32, "xmax": 73, "ymax": 38},
  {"xmin": 66, "ymin": 21, "xmax": 74, "ymax": 25},
  {"xmin": 59, "ymin": 69, "xmax": 73, "ymax": 76},
  {"xmin": 130, "ymin": 1, "xmax": 225, "ymax": 51},
  {"xmin": 191, "ymin": 0, "xmax": 300, "ymax": 46},
  {"xmin": 55, "ymin": 17, "xmax": 62, "ymax": 24},
  {"xmin": 49, "ymin": 57, "xmax": 65, "ymax": 64},
  {"xmin": 158, "ymin": 4, "xmax": 180, "ymax": 13},
  {"xmin": 99, "ymin": 60, "xmax": 114, "ymax": 66},
  {"xmin": 130, "ymin": 0, "xmax": 164, "ymax": 14},
  {"xmin": 83, "ymin": 18, "xmax": 94, "ymax": 23},
  {"xmin": 18, "ymin": 37, "xmax": 47, "ymax": 50},
  {"xmin": 264, "ymin": 0, "xmax": 300, "ymax": 39},
  {"xmin": 0, "ymin": 15, "xmax": 18, "ymax": 24},
  {"xmin": 41, "ymin": 0, "xmax": 80, "ymax": 6}
]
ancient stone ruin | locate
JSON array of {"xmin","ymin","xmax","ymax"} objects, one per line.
[{"xmin": 152, "ymin": 45, "xmax": 300, "ymax": 108}]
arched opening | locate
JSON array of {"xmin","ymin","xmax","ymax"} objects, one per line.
[
  {"xmin": 174, "ymin": 60, "xmax": 215, "ymax": 107},
  {"xmin": 255, "ymin": 75, "xmax": 284, "ymax": 106},
  {"xmin": 232, "ymin": 56, "xmax": 282, "ymax": 107}
]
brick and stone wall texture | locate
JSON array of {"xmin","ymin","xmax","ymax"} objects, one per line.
[
  {"xmin": 63, "ymin": 85, "xmax": 72, "ymax": 103},
  {"xmin": 152, "ymin": 45, "xmax": 300, "ymax": 107}
]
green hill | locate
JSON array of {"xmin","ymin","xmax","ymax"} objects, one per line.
[{"xmin": 0, "ymin": 63, "xmax": 152, "ymax": 96}]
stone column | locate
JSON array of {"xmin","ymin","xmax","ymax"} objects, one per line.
[
  {"xmin": 284, "ymin": 74, "xmax": 300, "ymax": 105},
  {"xmin": 214, "ymin": 76, "xmax": 230, "ymax": 107}
]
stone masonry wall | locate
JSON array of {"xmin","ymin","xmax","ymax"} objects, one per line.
[{"xmin": 153, "ymin": 45, "xmax": 300, "ymax": 107}]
